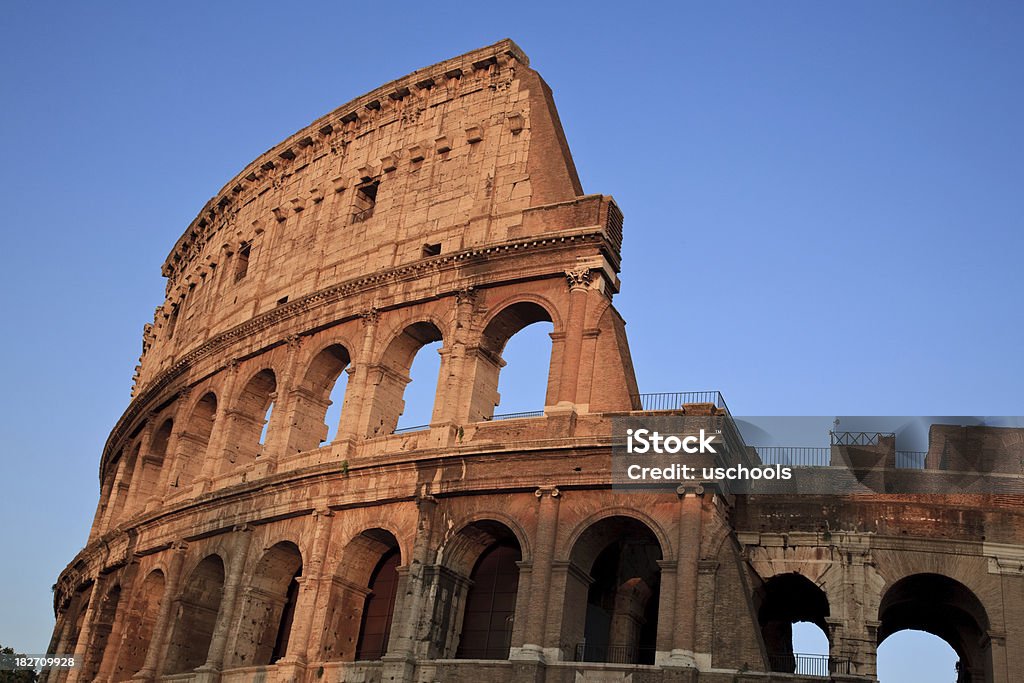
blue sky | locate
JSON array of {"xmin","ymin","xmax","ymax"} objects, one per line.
[{"xmin": 1, "ymin": 2, "xmax": 1021, "ymax": 680}]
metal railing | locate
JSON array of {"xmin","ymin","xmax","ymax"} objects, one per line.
[
  {"xmin": 392, "ymin": 424, "xmax": 429, "ymax": 434},
  {"xmin": 574, "ymin": 643, "xmax": 656, "ymax": 665},
  {"xmin": 767, "ymin": 652, "xmax": 850, "ymax": 677},
  {"xmin": 632, "ymin": 391, "xmax": 730, "ymax": 414},
  {"xmin": 484, "ymin": 410, "xmax": 545, "ymax": 421},
  {"xmin": 896, "ymin": 450, "xmax": 928, "ymax": 469},
  {"xmin": 830, "ymin": 431, "xmax": 895, "ymax": 446},
  {"xmin": 351, "ymin": 206, "xmax": 375, "ymax": 223},
  {"xmin": 756, "ymin": 446, "xmax": 832, "ymax": 467}
]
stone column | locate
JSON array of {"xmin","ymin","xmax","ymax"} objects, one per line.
[
  {"xmin": 199, "ymin": 359, "xmax": 241, "ymax": 485},
  {"xmin": 65, "ymin": 581, "xmax": 102, "ymax": 683},
  {"xmin": 511, "ymin": 486, "xmax": 561, "ymax": 663},
  {"xmin": 282, "ymin": 508, "xmax": 334, "ymax": 663},
  {"xmin": 664, "ymin": 485, "xmax": 703, "ymax": 669},
  {"xmin": 133, "ymin": 541, "xmax": 188, "ymax": 681},
  {"xmin": 350, "ymin": 309, "xmax": 382, "ymax": 438},
  {"xmin": 381, "ymin": 495, "xmax": 437, "ymax": 683},
  {"xmin": 554, "ymin": 269, "xmax": 592, "ymax": 406},
  {"xmin": 262, "ymin": 334, "xmax": 303, "ymax": 465},
  {"xmin": 195, "ymin": 525, "xmax": 254, "ymax": 677}
]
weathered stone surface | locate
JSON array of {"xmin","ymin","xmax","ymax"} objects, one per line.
[{"xmin": 48, "ymin": 39, "xmax": 1024, "ymax": 683}]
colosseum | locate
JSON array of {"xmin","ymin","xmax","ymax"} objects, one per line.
[{"xmin": 47, "ymin": 39, "xmax": 1024, "ymax": 683}]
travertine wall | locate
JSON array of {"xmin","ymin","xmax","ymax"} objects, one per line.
[{"xmin": 48, "ymin": 39, "xmax": 1024, "ymax": 683}]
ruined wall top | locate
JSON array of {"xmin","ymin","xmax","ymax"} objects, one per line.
[{"xmin": 134, "ymin": 38, "xmax": 614, "ymax": 394}]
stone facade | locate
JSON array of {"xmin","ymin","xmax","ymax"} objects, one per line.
[{"xmin": 47, "ymin": 39, "xmax": 1024, "ymax": 683}]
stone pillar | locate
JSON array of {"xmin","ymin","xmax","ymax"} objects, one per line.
[
  {"xmin": 511, "ymin": 486, "xmax": 561, "ymax": 663},
  {"xmin": 555, "ymin": 269, "xmax": 592, "ymax": 406},
  {"xmin": 199, "ymin": 359, "xmax": 241, "ymax": 485},
  {"xmin": 381, "ymin": 495, "xmax": 437, "ymax": 682},
  {"xmin": 282, "ymin": 508, "xmax": 334, "ymax": 663},
  {"xmin": 134, "ymin": 541, "xmax": 188, "ymax": 681},
  {"xmin": 123, "ymin": 421, "xmax": 156, "ymax": 516},
  {"xmin": 665, "ymin": 485, "xmax": 703, "ymax": 669},
  {"xmin": 65, "ymin": 581, "xmax": 102, "ymax": 683},
  {"xmin": 262, "ymin": 334, "xmax": 303, "ymax": 465},
  {"xmin": 351, "ymin": 309, "xmax": 383, "ymax": 438},
  {"xmin": 195, "ymin": 525, "xmax": 254, "ymax": 677}
]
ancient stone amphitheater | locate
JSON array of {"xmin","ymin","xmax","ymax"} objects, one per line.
[{"xmin": 48, "ymin": 40, "xmax": 1024, "ymax": 683}]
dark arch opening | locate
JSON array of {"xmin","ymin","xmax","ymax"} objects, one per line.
[
  {"xmin": 471, "ymin": 301, "xmax": 554, "ymax": 422},
  {"xmin": 878, "ymin": 574, "xmax": 990, "ymax": 683},
  {"xmin": 174, "ymin": 392, "xmax": 217, "ymax": 490},
  {"xmin": 163, "ymin": 555, "xmax": 225, "ymax": 674},
  {"xmin": 755, "ymin": 572, "xmax": 831, "ymax": 674},
  {"xmin": 133, "ymin": 418, "xmax": 173, "ymax": 506},
  {"xmin": 355, "ymin": 547, "xmax": 401, "ymax": 660},
  {"xmin": 455, "ymin": 533, "xmax": 522, "ymax": 660},
  {"xmin": 566, "ymin": 516, "xmax": 662, "ymax": 665},
  {"xmin": 228, "ymin": 541, "xmax": 303, "ymax": 667},
  {"xmin": 321, "ymin": 528, "xmax": 401, "ymax": 662}
]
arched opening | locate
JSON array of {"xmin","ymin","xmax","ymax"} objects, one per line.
[
  {"xmin": 288, "ymin": 344, "xmax": 352, "ymax": 453},
  {"xmin": 163, "ymin": 555, "xmax": 226, "ymax": 675},
  {"xmin": 132, "ymin": 418, "xmax": 172, "ymax": 507},
  {"xmin": 454, "ymin": 531, "xmax": 522, "ymax": 660},
  {"xmin": 367, "ymin": 322, "xmax": 443, "ymax": 436},
  {"xmin": 82, "ymin": 584, "xmax": 122, "ymax": 680},
  {"xmin": 755, "ymin": 573, "xmax": 831, "ymax": 675},
  {"xmin": 173, "ymin": 392, "xmax": 216, "ymax": 490},
  {"xmin": 355, "ymin": 548, "xmax": 400, "ymax": 660},
  {"xmin": 320, "ymin": 529, "xmax": 401, "ymax": 662},
  {"xmin": 564, "ymin": 516, "xmax": 662, "ymax": 665},
  {"xmin": 112, "ymin": 569, "xmax": 165, "ymax": 681},
  {"xmin": 877, "ymin": 574, "xmax": 990, "ymax": 683},
  {"xmin": 471, "ymin": 301, "xmax": 554, "ymax": 422},
  {"xmin": 224, "ymin": 369, "xmax": 276, "ymax": 472},
  {"xmin": 54, "ymin": 586, "xmax": 91, "ymax": 682},
  {"xmin": 108, "ymin": 443, "xmax": 141, "ymax": 523},
  {"xmin": 228, "ymin": 541, "xmax": 303, "ymax": 667}
]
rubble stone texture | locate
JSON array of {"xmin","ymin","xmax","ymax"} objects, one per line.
[{"xmin": 48, "ymin": 39, "xmax": 1024, "ymax": 683}]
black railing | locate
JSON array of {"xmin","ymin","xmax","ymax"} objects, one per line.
[
  {"xmin": 351, "ymin": 206, "xmax": 375, "ymax": 223},
  {"xmin": 632, "ymin": 391, "xmax": 730, "ymax": 414},
  {"xmin": 830, "ymin": 431, "xmax": 895, "ymax": 446},
  {"xmin": 484, "ymin": 410, "xmax": 545, "ymax": 421},
  {"xmin": 392, "ymin": 424, "xmax": 429, "ymax": 434},
  {"xmin": 896, "ymin": 450, "xmax": 928, "ymax": 469},
  {"xmin": 756, "ymin": 446, "xmax": 832, "ymax": 467},
  {"xmin": 768, "ymin": 652, "xmax": 849, "ymax": 677},
  {"xmin": 574, "ymin": 643, "xmax": 656, "ymax": 665}
]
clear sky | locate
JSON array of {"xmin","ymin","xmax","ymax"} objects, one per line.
[{"xmin": 1, "ymin": 2, "xmax": 1021, "ymax": 681}]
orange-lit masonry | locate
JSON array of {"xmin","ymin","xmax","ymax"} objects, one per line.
[{"xmin": 49, "ymin": 40, "xmax": 1024, "ymax": 683}]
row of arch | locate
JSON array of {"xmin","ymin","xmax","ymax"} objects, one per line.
[
  {"xmin": 755, "ymin": 571, "xmax": 991, "ymax": 682},
  {"xmin": 56, "ymin": 507, "xmax": 997, "ymax": 681},
  {"xmin": 55, "ymin": 513, "xmax": 666, "ymax": 680},
  {"xmin": 97, "ymin": 300, "xmax": 558, "ymax": 530}
]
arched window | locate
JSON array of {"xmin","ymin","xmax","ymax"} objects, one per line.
[
  {"xmin": 321, "ymin": 529, "xmax": 401, "ymax": 662},
  {"xmin": 288, "ymin": 344, "xmax": 352, "ymax": 453},
  {"xmin": 755, "ymin": 573, "xmax": 831, "ymax": 675},
  {"xmin": 130, "ymin": 418, "xmax": 172, "ymax": 508},
  {"xmin": 471, "ymin": 302, "xmax": 554, "ymax": 422},
  {"xmin": 455, "ymin": 537, "xmax": 522, "ymax": 659},
  {"xmin": 108, "ymin": 443, "xmax": 141, "ymax": 523},
  {"xmin": 564, "ymin": 516, "xmax": 662, "ymax": 665},
  {"xmin": 877, "ymin": 574, "xmax": 990, "ymax": 683},
  {"xmin": 173, "ymin": 392, "xmax": 216, "ymax": 490},
  {"xmin": 112, "ymin": 569, "xmax": 165, "ymax": 681},
  {"xmin": 163, "ymin": 555, "xmax": 225, "ymax": 675},
  {"xmin": 228, "ymin": 541, "xmax": 303, "ymax": 667},
  {"xmin": 366, "ymin": 322, "xmax": 443, "ymax": 436},
  {"xmin": 224, "ymin": 369, "xmax": 276, "ymax": 472},
  {"xmin": 355, "ymin": 548, "xmax": 400, "ymax": 660}
]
